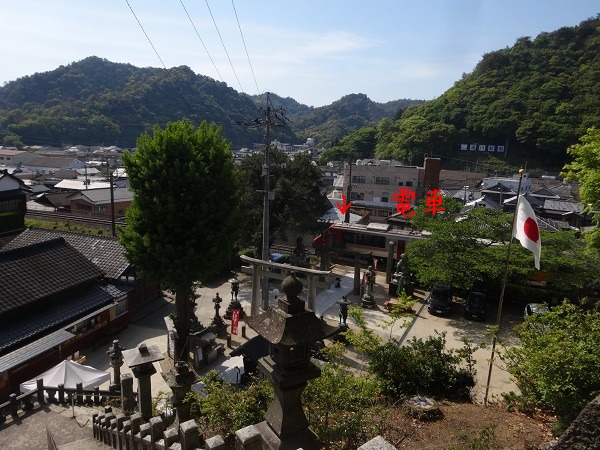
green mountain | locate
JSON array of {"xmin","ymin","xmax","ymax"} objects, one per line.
[
  {"xmin": 251, "ymin": 92, "xmax": 421, "ymax": 146},
  {"xmin": 329, "ymin": 15, "xmax": 600, "ymax": 170},
  {"xmin": 0, "ymin": 57, "xmax": 416, "ymax": 149}
]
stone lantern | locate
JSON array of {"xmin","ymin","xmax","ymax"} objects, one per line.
[
  {"xmin": 122, "ymin": 343, "xmax": 165, "ymax": 421},
  {"xmin": 162, "ymin": 360, "xmax": 196, "ymax": 427},
  {"xmin": 210, "ymin": 293, "xmax": 228, "ymax": 338},
  {"xmin": 106, "ymin": 339, "xmax": 125, "ymax": 392},
  {"xmin": 246, "ymin": 272, "xmax": 338, "ymax": 449},
  {"xmin": 224, "ymin": 278, "xmax": 245, "ymax": 320}
]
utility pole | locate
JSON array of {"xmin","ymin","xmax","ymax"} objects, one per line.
[
  {"xmin": 261, "ymin": 106, "xmax": 273, "ymax": 310},
  {"xmin": 110, "ymin": 171, "xmax": 116, "ymax": 237},
  {"xmin": 345, "ymin": 159, "xmax": 352, "ymax": 223},
  {"xmin": 238, "ymin": 93, "xmax": 289, "ymax": 310}
]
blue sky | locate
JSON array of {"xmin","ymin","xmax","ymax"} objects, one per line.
[{"xmin": 2, "ymin": 1, "xmax": 598, "ymax": 107}]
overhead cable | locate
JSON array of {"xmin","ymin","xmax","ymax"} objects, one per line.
[{"xmin": 204, "ymin": 0, "xmax": 245, "ymax": 93}]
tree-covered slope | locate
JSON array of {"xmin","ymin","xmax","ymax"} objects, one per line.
[
  {"xmin": 0, "ymin": 57, "xmax": 416, "ymax": 148},
  {"xmin": 327, "ymin": 15, "xmax": 600, "ymax": 169},
  {"xmin": 251, "ymin": 92, "xmax": 422, "ymax": 147}
]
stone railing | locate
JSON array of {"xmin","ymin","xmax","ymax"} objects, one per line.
[
  {"xmin": 92, "ymin": 411, "xmax": 395, "ymax": 450},
  {"xmin": 0, "ymin": 375, "xmax": 137, "ymax": 426},
  {"xmin": 92, "ymin": 408, "xmax": 227, "ymax": 450}
]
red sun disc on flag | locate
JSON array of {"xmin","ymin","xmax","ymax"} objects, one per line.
[{"xmin": 523, "ymin": 217, "xmax": 539, "ymax": 243}]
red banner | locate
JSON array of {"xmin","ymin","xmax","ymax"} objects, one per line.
[{"xmin": 231, "ymin": 309, "xmax": 240, "ymax": 335}]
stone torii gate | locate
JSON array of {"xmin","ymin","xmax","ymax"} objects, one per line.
[{"xmin": 240, "ymin": 255, "xmax": 331, "ymax": 315}]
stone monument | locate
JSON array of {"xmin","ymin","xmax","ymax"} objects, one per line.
[
  {"xmin": 361, "ymin": 266, "xmax": 377, "ymax": 308},
  {"xmin": 394, "ymin": 253, "xmax": 413, "ymax": 296}
]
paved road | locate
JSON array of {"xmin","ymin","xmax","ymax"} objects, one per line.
[{"xmin": 82, "ymin": 267, "xmax": 522, "ymax": 405}]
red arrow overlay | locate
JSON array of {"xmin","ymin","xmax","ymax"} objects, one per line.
[{"xmin": 336, "ymin": 193, "xmax": 352, "ymax": 215}]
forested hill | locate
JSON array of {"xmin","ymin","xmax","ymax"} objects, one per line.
[
  {"xmin": 0, "ymin": 56, "xmax": 416, "ymax": 148},
  {"xmin": 325, "ymin": 15, "xmax": 600, "ymax": 169},
  {"xmin": 251, "ymin": 92, "xmax": 422, "ymax": 145}
]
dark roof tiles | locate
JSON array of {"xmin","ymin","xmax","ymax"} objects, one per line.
[
  {"xmin": 1, "ymin": 228, "xmax": 130, "ymax": 279},
  {"xmin": 0, "ymin": 238, "xmax": 104, "ymax": 314}
]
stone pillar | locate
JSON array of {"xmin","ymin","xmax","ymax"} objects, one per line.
[
  {"xmin": 179, "ymin": 419, "xmax": 201, "ymax": 449},
  {"xmin": 120, "ymin": 373, "xmax": 134, "ymax": 414},
  {"xmin": 205, "ymin": 435, "xmax": 226, "ymax": 450},
  {"xmin": 251, "ymin": 265, "xmax": 261, "ymax": 316},
  {"xmin": 133, "ymin": 363, "xmax": 155, "ymax": 421},
  {"xmin": 36, "ymin": 379, "xmax": 45, "ymax": 405},
  {"xmin": 353, "ymin": 254, "xmax": 361, "ymax": 295},
  {"xmin": 235, "ymin": 425, "xmax": 263, "ymax": 450},
  {"xmin": 162, "ymin": 361, "xmax": 195, "ymax": 427},
  {"xmin": 307, "ymin": 276, "xmax": 316, "ymax": 312},
  {"xmin": 385, "ymin": 241, "xmax": 395, "ymax": 284}
]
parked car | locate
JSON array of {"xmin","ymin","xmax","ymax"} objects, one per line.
[
  {"xmin": 464, "ymin": 291, "xmax": 488, "ymax": 321},
  {"xmin": 523, "ymin": 303, "xmax": 550, "ymax": 320},
  {"xmin": 427, "ymin": 285, "xmax": 453, "ymax": 316}
]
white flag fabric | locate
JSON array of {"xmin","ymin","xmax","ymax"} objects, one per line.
[{"xmin": 513, "ymin": 196, "xmax": 541, "ymax": 269}]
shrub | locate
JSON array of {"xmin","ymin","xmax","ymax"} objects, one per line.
[
  {"xmin": 185, "ymin": 372, "xmax": 272, "ymax": 438},
  {"xmin": 504, "ymin": 301, "xmax": 600, "ymax": 426},
  {"xmin": 368, "ymin": 332, "xmax": 476, "ymax": 400}
]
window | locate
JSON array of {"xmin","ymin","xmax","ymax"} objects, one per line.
[
  {"xmin": 375, "ymin": 177, "xmax": 390, "ymax": 185},
  {"xmin": 381, "ymin": 192, "xmax": 389, "ymax": 202},
  {"xmin": 350, "ymin": 192, "xmax": 364, "ymax": 200},
  {"xmin": 405, "ymin": 181, "xmax": 414, "ymax": 187},
  {"xmin": 115, "ymin": 298, "xmax": 128, "ymax": 317},
  {"xmin": 379, "ymin": 210, "xmax": 390, "ymax": 217},
  {"xmin": 77, "ymin": 204, "xmax": 92, "ymax": 212},
  {"xmin": 352, "ymin": 175, "xmax": 366, "ymax": 184},
  {"xmin": 398, "ymin": 181, "xmax": 404, "ymax": 186},
  {"xmin": 98, "ymin": 206, "xmax": 107, "ymax": 212}
]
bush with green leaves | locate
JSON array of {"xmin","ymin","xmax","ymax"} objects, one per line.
[
  {"xmin": 302, "ymin": 342, "xmax": 384, "ymax": 449},
  {"xmin": 504, "ymin": 301, "xmax": 600, "ymax": 426},
  {"xmin": 368, "ymin": 333, "xmax": 476, "ymax": 400},
  {"xmin": 185, "ymin": 371, "xmax": 273, "ymax": 439}
]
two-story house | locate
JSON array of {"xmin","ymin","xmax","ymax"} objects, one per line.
[{"xmin": 0, "ymin": 169, "xmax": 31, "ymax": 233}]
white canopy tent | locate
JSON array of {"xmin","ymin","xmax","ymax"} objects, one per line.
[{"xmin": 20, "ymin": 359, "xmax": 111, "ymax": 393}]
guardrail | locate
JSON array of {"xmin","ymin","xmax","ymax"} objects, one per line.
[{"xmin": 0, "ymin": 378, "xmax": 136, "ymax": 427}]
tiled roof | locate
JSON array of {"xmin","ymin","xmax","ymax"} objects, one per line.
[
  {"xmin": 78, "ymin": 187, "xmax": 133, "ymax": 203},
  {"xmin": 34, "ymin": 192, "xmax": 71, "ymax": 208},
  {"xmin": 0, "ymin": 283, "xmax": 133, "ymax": 355},
  {"xmin": 1, "ymin": 228, "xmax": 130, "ymax": 279},
  {"xmin": 0, "ymin": 238, "xmax": 104, "ymax": 315},
  {"xmin": 0, "ymin": 329, "xmax": 75, "ymax": 373},
  {"xmin": 24, "ymin": 156, "xmax": 79, "ymax": 168}
]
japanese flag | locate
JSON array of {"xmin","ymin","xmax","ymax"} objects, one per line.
[{"xmin": 513, "ymin": 196, "xmax": 541, "ymax": 270}]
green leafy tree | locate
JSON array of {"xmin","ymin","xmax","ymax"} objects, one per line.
[
  {"xmin": 121, "ymin": 120, "xmax": 240, "ymax": 360},
  {"xmin": 504, "ymin": 302, "xmax": 600, "ymax": 426},
  {"xmin": 562, "ymin": 127, "xmax": 600, "ymax": 223},
  {"xmin": 406, "ymin": 200, "xmax": 527, "ymax": 292},
  {"xmin": 238, "ymin": 149, "xmax": 330, "ymax": 250}
]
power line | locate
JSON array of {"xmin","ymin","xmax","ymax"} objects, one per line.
[
  {"xmin": 204, "ymin": 0, "xmax": 244, "ymax": 93},
  {"xmin": 231, "ymin": 0, "xmax": 261, "ymax": 96},
  {"xmin": 179, "ymin": 0, "xmax": 225, "ymax": 83},
  {"xmin": 125, "ymin": 0, "xmax": 195, "ymax": 114}
]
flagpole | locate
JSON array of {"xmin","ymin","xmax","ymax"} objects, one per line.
[{"xmin": 483, "ymin": 168, "xmax": 526, "ymax": 406}]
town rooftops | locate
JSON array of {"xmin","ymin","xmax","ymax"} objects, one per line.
[
  {"xmin": 2, "ymin": 228, "xmax": 130, "ymax": 279},
  {"xmin": 0, "ymin": 238, "xmax": 104, "ymax": 314},
  {"xmin": 69, "ymin": 187, "xmax": 133, "ymax": 204}
]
